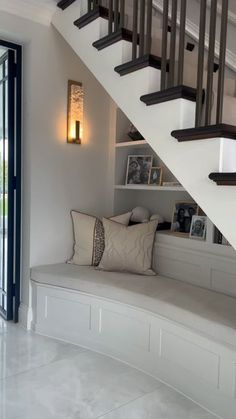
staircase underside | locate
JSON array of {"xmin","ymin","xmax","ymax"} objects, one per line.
[{"xmin": 52, "ymin": 1, "xmax": 236, "ymax": 250}]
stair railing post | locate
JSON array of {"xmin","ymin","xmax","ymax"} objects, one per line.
[
  {"xmin": 216, "ymin": 0, "xmax": 229, "ymax": 124},
  {"xmin": 195, "ymin": 0, "xmax": 207, "ymax": 127},
  {"xmin": 178, "ymin": 0, "xmax": 187, "ymax": 86},
  {"xmin": 168, "ymin": 0, "xmax": 178, "ymax": 88},
  {"xmin": 114, "ymin": 0, "xmax": 119, "ymax": 32},
  {"xmin": 145, "ymin": 0, "xmax": 153, "ymax": 55},
  {"xmin": 120, "ymin": 0, "xmax": 125, "ymax": 28},
  {"xmin": 161, "ymin": 0, "xmax": 169, "ymax": 91},
  {"xmin": 205, "ymin": 0, "xmax": 217, "ymax": 126},
  {"xmin": 108, "ymin": 0, "xmax": 113, "ymax": 34},
  {"xmin": 132, "ymin": 0, "xmax": 138, "ymax": 60},
  {"xmin": 139, "ymin": 0, "xmax": 146, "ymax": 57},
  {"xmin": 88, "ymin": 0, "xmax": 92, "ymax": 12}
]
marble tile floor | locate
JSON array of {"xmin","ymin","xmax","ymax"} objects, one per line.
[{"xmin": 0, "ymin": 318, "xmax": 218, "ymax": 419}]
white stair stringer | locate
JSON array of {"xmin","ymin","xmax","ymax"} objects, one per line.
[{"xmin": 52, "ymin": 1, "xmax": 236, "ymax": 250}]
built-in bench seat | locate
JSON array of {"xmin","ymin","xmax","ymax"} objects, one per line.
[
  {"xmin": 31, "ymin": 263, "xmax": 236, "ymax": 419},
  {"xmin": 32, "ymin": 263, "xmax": 236, "ymax": 348}
]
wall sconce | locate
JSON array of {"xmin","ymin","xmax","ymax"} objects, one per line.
[{"xmin": 67, "ymin": 80, "xmax": 84, "ymax": 144}]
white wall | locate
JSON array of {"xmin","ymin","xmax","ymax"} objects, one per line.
[{"xmin": 0, "ymin": 11, "xmax": 114, "ymax": 311}]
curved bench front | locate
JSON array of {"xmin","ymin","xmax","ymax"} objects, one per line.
[{"xmin": 31, "ymin": 264, "xmax": 236, "ymax": 419}]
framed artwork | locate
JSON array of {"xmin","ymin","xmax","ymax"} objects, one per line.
[
  {"xmin": 171, "ymin": 201, "xmax": 199, "ymax": 234},
  {"xmin": 149, "ymin": 167, "xmax": 162, "ymax": 186},
  {"xmin": 125, "ymin": 155, "xmax": 153, "ymax": 185},
  {"xmin": 189, "ymin": 215, "xmax": 207, "ymax": 240}
]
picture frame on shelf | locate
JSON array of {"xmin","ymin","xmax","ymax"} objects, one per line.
[
  {"xmin": 149, "ymin": 167, "xmax": 162, "ymax": 186},
  {"xmin": 189, "ymin": 215, "xmax": 207, "ymax": 240},
  {"xmin": 171, "ymin": 201, "xmax": 199, "ymax": 235},
  {"xmin": 125, "ymin": 155, "xmax": 153, "ymax": 185}
]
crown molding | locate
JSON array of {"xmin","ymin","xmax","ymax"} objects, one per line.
[
  {"xmin": 153, "ymin": 0, "xmax": 236, "ymax": 72},
  {"xmin": 0, "ymin": 0, "xmax": 57, "ymax": 26}
]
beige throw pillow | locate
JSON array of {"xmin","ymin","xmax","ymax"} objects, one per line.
[
  {"xmin": 98, "ymin": 218, "xmax": 158, "ymax": 275},
  {"xmin": 69, "ymin": 211, "xmax": 131, "ymax": 266}
]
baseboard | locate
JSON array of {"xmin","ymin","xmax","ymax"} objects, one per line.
[{"xmin": 18, "ymin": 303, "xmax": 33, "ymax": 330}]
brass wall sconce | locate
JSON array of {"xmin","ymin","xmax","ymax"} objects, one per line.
[{"xmin": 67, "ymin": 80, "xmax": 84, "ymax": 144}]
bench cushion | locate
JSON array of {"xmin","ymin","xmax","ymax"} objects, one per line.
[{"xmin": 31, "ymin": 263, "xmax": 236, "ymax": 348}]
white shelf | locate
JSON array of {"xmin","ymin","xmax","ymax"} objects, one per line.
[
  {"xmin": 116, "ymin": 140, "xmax": 148, "ymax": 148},
  {"xmin": 115, "ymin": 184, "xmax": 185, "ymax": 192}
]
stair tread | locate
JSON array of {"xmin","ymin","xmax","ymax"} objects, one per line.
[
  {"xmin": 171, "ymin": 124, "xmax": 236, "ymax": 142},
  {"xmin": 115, "ymin": 54, "xmax": 162, "ymax": 76},
  {"xmin": 57, "ymin": 0, "xmax": 76, "ymax": 10},
  {"xmin": 74, "ymin": 6, "xmax": 110, "ymax": 29},
  {"xmin": 209, "ymin": 172, "xmax": 236, "ymax": 185},
  {"xmin": 93, "ymin": 28, "xmax": 134, "ymax": 51},
  {"xmin": 140, "ymin": 85, "xmax": 198, "ymax": 106}
]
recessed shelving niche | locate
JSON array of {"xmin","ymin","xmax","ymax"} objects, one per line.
[
  {"xmin": 113, "ymin": 108, "xmax": 190, "ymax": 220},
  {"xmin": 112, "ymin": 108, "xmax": 233, "ymax": 253}
]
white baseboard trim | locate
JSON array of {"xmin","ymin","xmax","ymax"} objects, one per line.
[{"xmin": 18, "ymin": 303, "xmax": 33, "ymax": 330}]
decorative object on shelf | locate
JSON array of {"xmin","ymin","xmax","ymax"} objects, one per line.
[
  {"xmin": 127, "ymin": 124, "xmax": 144, "ymax": 141},
  {"xmin": 150, "ymin": 213, "xmax": 165, "ymax": 223},
  {"xmin": 67, "ymin": 80, "xmax": 84, "ymax": 144},
  {"xmin": 189, "ymin": 215, "xmax": 207, "ymax": 240},
  {"xmin": 131, "ymin": 206, "xmax": 150, "ymax": 223},
  {"xmin": 149, "ymin": 167, "xmax": 163, "ymax": 186},
  {"xmin": 126, "ymin": 155, "xmax": 153, "ymax": 185},
  {"xmin": 171, "ymin": 201, "xmax": 199, "ymax": 234},
  {"xmin": 162, "ymin": 181, "xmax": 181, "ymax": 187}
]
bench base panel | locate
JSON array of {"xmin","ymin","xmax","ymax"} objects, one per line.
[{"xmin": 32, "ymin": 281, "xmax": 236, "ymax": 419}]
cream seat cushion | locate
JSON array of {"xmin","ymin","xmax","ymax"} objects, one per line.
[
  {"xmin": 98, "ymin": 218, "xmax": 158, "ymax": 275},
  {"xmin": 31, "ymin": 263, "xmax": 236, "ymax": 348}
]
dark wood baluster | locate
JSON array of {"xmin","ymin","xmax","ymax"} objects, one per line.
[
  {"xmin": 195, "ymin": 0, "xmax": 207, "ymax": 127},
  {"xmin": 178, "ymin": 0, "xmax": 187, "ymax": 85},
  {"xmin": 145, "ymin": 0, "xmax": 153, "ymax": 55},
  {"xmin": 108, "ymin": 0, "xmax": 113, "ymax": 34},
  {"xmin": 205, "ymin": 0, "xmax": 217, "ymax": 125},
  {"xmin": 216, "ymin": 0, "xmax": 229, "ymax": 124},
  {"xmin": 88, "ymin": 0, "xmax": 92, "ymax": 12},
  {"xmin": 114, "ymin": 0, "xmax": 119, "ymax": 32},
  {"xmin": 168, "ymin": 0, "xmax": 178, "ymax": 87},
  {"xmin": 132, "ymin": 0, "xmax": 138, "ymax": 60},
  {"xmin": 161, "ymin": 0, "xmax": 169, "ymax": 91},
  {"xmin": 120, "ymin": 0, "xmax": 125, "ymax": 28},
  {"xmin": 139, "ymin": 0, "xmax": 145, "ymax": 58}
]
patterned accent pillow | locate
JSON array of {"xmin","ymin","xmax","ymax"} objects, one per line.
[
  {"xmin": 98, "ymin": 218, "xmax": 158, "ymax": 275},
  {"xmin": 69, "ymin": 211, "xmax": 131, "ymax": 266}
]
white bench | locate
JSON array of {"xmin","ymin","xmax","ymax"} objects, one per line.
[{"xmin": 31, "ymin": 263, "xmax": 236, "ymax": 419}]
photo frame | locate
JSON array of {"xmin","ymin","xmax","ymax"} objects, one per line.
[
  {"xmin": 189, "ymin": 215, "xmax": 207, "ymax": 240},
  {"xmin": 125, "ymin": 155, "xmax": 153, "ymax": 185},
  {"xmin": 149, "ymin": 167, "xmax": 162, "ymax": 186},
  {"xmin": 171, "ymin": 201, "xmax": 199, "ymax": 235}
]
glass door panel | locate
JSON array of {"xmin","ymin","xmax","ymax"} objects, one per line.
[{"xmin": 0, "ymin": 50, "xmax": 14, "ymax": 320}]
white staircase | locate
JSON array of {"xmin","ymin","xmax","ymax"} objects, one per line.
[{"xmin": 52, "ymin": 0, "xmax": 236, "ymax": 250}]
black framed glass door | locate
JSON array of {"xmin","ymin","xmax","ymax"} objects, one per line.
[{"xmin": 0, "ymin": 42, "xmax": 21, "ymax": 321}]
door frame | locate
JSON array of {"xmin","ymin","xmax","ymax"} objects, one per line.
[{"xmin": 0, "ymin": 39, "xmax": 22, "ymax": 322}]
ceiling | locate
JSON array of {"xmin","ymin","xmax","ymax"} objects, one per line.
[{"xmin": 0, "ymin": 0, "xmax": 58, "ymax": 25}]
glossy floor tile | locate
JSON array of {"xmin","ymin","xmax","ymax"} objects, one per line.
[{"xmin": 0, "ymin": 319, "xmax": 217, "ymax": 419}]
